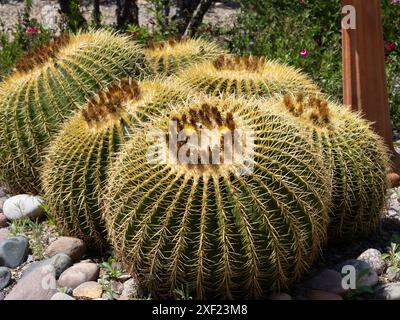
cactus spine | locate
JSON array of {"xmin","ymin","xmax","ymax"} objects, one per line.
[
  {"xmin": 42, "ymin": 79, "xmax": 190, "ymax": 249},
  {"xmin": 145, "ymin": 38, "xmax": 224, "ymax": 75},
  {"xmin": 274, "ymin": 94, "xmax": 389, "ymax": 240},
  {"xmin": 104, "ymin": 96, "xmax": 331, "ymax": 299},
  {"xmin": 0, "ymin": 30, "xmax": 150, "ymax": 194},
  {"xmin": 177, "ymin": 54, "xmax": 320, "ymax": 98}
]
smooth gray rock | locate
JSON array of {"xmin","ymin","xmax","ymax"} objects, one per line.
[
  {"xmin": 0, "ymin": 266, "xmax": 11, "ymax": 290},
  {"xmin": 58, "ymin": 262, "xmax": 99, "ymax": 289},
  {"xmin": 375, "ymin": 283, "xmax": 400, "ymax": 300},
  {"xmin": 339, "ymin": 259, "xmax": 378, "ymax": 288},
  {"xmin": 304, "ymin": 269, "xmax": 346, "ymax": 294},
  {"xmin": 0, "ymin": 236, "xmax": 29, "ymax": 268},
  {"xmin": 50, "ymin": 292, "xmax": 75, "ymax": 300},
  {"xmin": 2, "ymin": 194, "xmax": 44, "ymax": 220},
  {"xmin": 45, "ymin": 237, "xmax": 86, "ymax": 262},
  {"xmin": 22, "ymin": 253, "xmax": 72, "ymax": 279},
  {"xmin": 5, "ymin": 266, "xmax": 57, "ymax": 300},
  {"xmin": 357, "ymin": 249, "xmax": 386, "ymax": 275}
]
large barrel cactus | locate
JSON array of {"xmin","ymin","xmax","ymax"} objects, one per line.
[
  {"xmin": 176, "ymin": 54, "xmax": 319, "ymax": 98},
  {"xmin": 0, "ymin": 30, "xmax": 149, "ymax": 194},
  {"xmin": 145, "ymin": 38, "xmax": 224, "ymax": 76},
  {"xmin": 42, "ymin": 79, "xmax": 190, "ymax": 249},
  {"xmin": 104, "ymin": 96, "xmax": 331, "ymax": 299},
  {"xmin": 273, "ymin": 94, "xmax": 389, "ymax": 241}
]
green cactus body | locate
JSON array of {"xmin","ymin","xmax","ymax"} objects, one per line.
[
  {"xmin": 104, "ymin": 96, "xmax": 331, "ymax": 299},
  {"xmin": 0, "ymin": 30, "xmax": 150, "ymax": 194},
  {"xmin": 42, "ymin": 79, "xmax": 190, "ymax": 249},
  {"xmin": 144, "ymin": 38, "xmax": 224, "ymax": 76},
  {"xmin": 177, "ymin": 54, "xmax": 320, "ymax": 98},
  {"xmin": 275, "ymin": 94, "xmax": 389, "ymax": 241}
]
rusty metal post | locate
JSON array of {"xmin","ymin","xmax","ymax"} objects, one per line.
[{"xmin": 342, "ymin": 0, "xmax": 400, "ymax": 176}]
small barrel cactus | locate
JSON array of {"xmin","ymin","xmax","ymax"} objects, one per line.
[
  {"xmin": 144, "ymin": 38, "xmax": 224, "ymax": 75},
  {"xmin": 42, "ymin": 78, "xmax": 190, "ymax": 250},
  {"xmin": 0, "ymin": 30, "xmax": 150, "ymax": 194},
  {"xmin": 176, "ymin": 54, "xmax": 320, "ymax": 98},
  {"xmin": 104, "ymin": 96, "xmax": 331, "ymax": 299},
  {"xmin": 274, "ymin": 94, "xmax": 389, "ymax": 241}
]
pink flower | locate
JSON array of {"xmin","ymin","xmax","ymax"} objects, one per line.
[
  {"xmin": 385, "ymin": 41, "xmax": 396, "ymax": 53},
  {"xmin": 131, "ymin": 31, "xmax": 140, "ymax": 37},
  {"xmin": 299, "ymin": 0, "xmax": 305, "ymax": 6},
  {"xmin": 26, "ymin": 26, "xmax": 39, "ymax": 34},
  {"xmin": 300, "ymin": 48, "xmax": 309, "ymax": 58}
]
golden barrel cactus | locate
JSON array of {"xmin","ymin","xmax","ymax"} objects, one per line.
[
  {"xmin": 177, "ymin": 54, "xmax": 320, "ymax": 98},
  {"xmin": 104, "ymin": 96, "xmax": 331, "ymax": 299},
  {"xmin": 145, "ymin": 38, "xmax": 224, "ymax": 75},
  {"xmin": 42, "ymin": 79, "xmax": 189, "ymax": 249},
  {"xmin": 0, "ymin": 30, "xmax": 150, "ymax": 194},
  {"xmin": 273, "ymin": 94, "xmax": 389, "ymax": 241}
]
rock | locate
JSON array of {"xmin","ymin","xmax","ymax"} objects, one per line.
[
  {"xmin": 5, "ymin": 265, "xmax": 57, "ymax": 300},
  {"xmin": 0, "ymin": 228, "xmax": 9, "ymax": 241},
  {"xmin": 0, "ymin": 236, "xmax": 29, "ymax": 268},
  {"xmin": 375, "ymin": 283, "xmax": 400, "ymax": 300},
  {"xmin": 268, "ymin": 293, "xmax": 292, "ymax": 300},
  {"xmin": 305, "ymin": 290, "xmax": 343, "ymax": 300},
  {"xmin": 45, "ymin": 237, "xmax": 86, "ymax": 261},
  {"xmin": 0, "ymin": 266, "xmax": 11, "ymax": 290},
  {"xmin": 338, "ymin": 259, "xmax": 378, "ymax": 288},
  {"xmin": 0, "ymin": 213, "xmax": 7, "ymax": 228},
  {"xmin": 50, "ymin": 292, "xmax": 75, "ymax": 300},
  {"xmin": 389, "ymin": 172, "xmax": 400, "ymax": 188},
  {"xmin": 111, "ymin": 280, "xmax": 124, "ymax": 296},
  {"xmin": 304, "ymin": 269, "xmax": 346, "ymax": 294},
  {"xmin": 118, "ymin": 278, "xmax": 141, "ymax": 300},
  {"xmin": 72, "ymin": 281, "xmax": 102, "ymax": 299},
  {"xmin": 22, "ymin": 253, "xmax": 72, "ymax": 279},
  {"xmin": 118, "ymin": 274, "xmax": 132, "ymax": 282},
  {"xmin": 357, "ymin": 249, "xmax": 386, "ymax": 274},
  {"xmin": 2, "ymin": 194, "xmax": 44, "ymax": 220},
  {"xmin": 58, "ymin": 262, "xmax": 99, "ymax": 289}
]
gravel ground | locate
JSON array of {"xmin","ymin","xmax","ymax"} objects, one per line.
[{"xmin": 0, "ymin": 0, "xmax": 238, "ymax": 34}]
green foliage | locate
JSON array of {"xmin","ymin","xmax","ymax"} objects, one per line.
[
  {"xmin": 38, "ymin": 202, "xmax": 57, "ymax": 228},
  {"xmin": 381, "ymin": 235, "xmax": 400, "ymax": 280},
  {"xmin": 9, "ymin": 217, "xmax": 45, "ymax": 260},
  {"xmin": 343, "ymin": 268, "xmax": 375, "ymax": 300},
  {"xmin": 0, "ymin": 0, "xmax": 52, "ymax": 80},
  {"xmin": 100, "ymin": 257, "xmax": 123, "ymax": 280}
]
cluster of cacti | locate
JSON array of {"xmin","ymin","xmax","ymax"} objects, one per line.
[
  {"xmin": 42, "ymin": 78, "xmax": 191, "ymax": 249},
  {"xmin": 272, "ymin": 94, "xmax": 389, "ymax": 240},
  {"xmin": 145, "ymin": 38, "xmax": 225, "ymax": 75},
  {"xmin": 0, "ymin": 30, "xmax": 150, "ymax": 195},
  {"xmin": 0, "ymin": 30, "xmax": 389, "ymax": 299},
  {"xmin": 177, "ymin": 54, "xmax": 320, "ymax": 98},
  {"xmin": 103, "ymin": 96, "xmax": 332, "ymax": 299}
]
